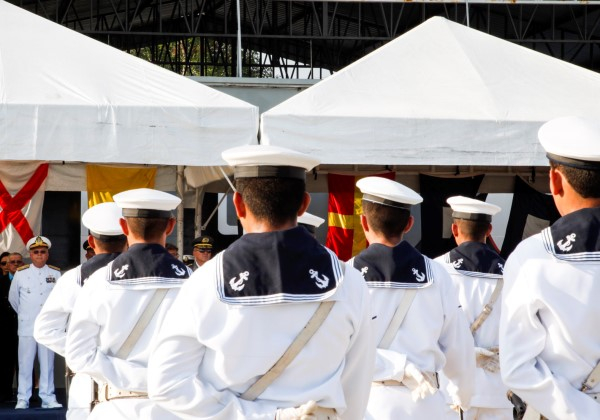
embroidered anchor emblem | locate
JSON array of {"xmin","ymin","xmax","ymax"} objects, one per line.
[
  {"xmin": 172, "ymin": 264, "xmax": 186, "ymax": 276},
  {"xmin": 451, "ymin": 258, "xmax": 463, "ymax": 269},
  {"xmin": 498, "ymin": 263, "xmax": 504, "ymax": 273},
  {"xmin": 557, "ymin": 233, "xmax": 576, "ymax": 252},
  {"xmin": 360, "ymin": 266, "xmax": 369, "ymax": 276},
  {"xmin": 412, "ymin": 268, "xmax": 425, "ymax": 282},
  {"xmin": 230, "ymin": 271, "xmax": 250, "ymax": 292},
  {"xmin": 114, "ymin": 264, "xmax": 129, "ymax": 279},
  {"xmin": 309, "ymin": 269, "xmax": 329, "ymax": 289}
]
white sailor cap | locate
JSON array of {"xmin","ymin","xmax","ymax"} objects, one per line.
[
  {"xmin": 356, "ymin": 176, "xmax": 423, "ymax": 209},
  {"xmin": 539, "ymin": 116, "xmax": 600, "ymax": 170},
  {"xmin": 298, "ymin": 211, "xmax": 325, "ymax": 231},
  {"xmin": 221, "ymin": 145, "xmax": 320, "ymax": 180},
  {"xmin": 113, "ymin": 188, "xmax": 181, "ymax": 218},
  {"xmin": 26, "ymin": 235, "xmax": 51, "ymax": 250},
  {"xmin": 447, "ymin": 196, "xmax": 500, "ymax": 223},
  {"xmin": 82, "ymin": 202, "xmax": 125, "ymax": 237}
]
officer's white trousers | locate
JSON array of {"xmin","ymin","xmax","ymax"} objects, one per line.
[{"xmin": 17, "ymin": 336, "xmax": 56, "ymax": 403}]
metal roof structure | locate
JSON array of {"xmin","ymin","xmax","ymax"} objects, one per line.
[{"xmin": 7, "ymin": 0, "xmax": 600, "ymax": 78}]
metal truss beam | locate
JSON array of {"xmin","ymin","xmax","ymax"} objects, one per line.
[{"xmin": 9, "ymin": 0, "xmax": 600, "ymax": 77}]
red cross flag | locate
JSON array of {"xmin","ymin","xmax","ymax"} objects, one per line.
[{"xmin": 0, "ymin": 162, "xmax": 49, "ymax": 254}]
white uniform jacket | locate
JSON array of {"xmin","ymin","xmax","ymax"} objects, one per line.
[
  {"xmin": 436, "ymin": 242, "xmax": 512, "ymax": 409},
  {"xmin": 65, "ymin": 244, "xmax": 191, "ymax": 420},
  {"xmin": 500, "ymin": 207, "xmax": 600, "ymax": 420},
  {"xmin": 34, "ymin": 253, "xmax": 121, "ymax": 356},
  {"xmin": 9, "ymin": 264, "xmax": 60, "ymax": 336},
  {"xmin": 34, "ymin": 266, "xmax": 81, "ymax": 356},
  {"xmin": 351, "ymin": 241, "xmax": 475, "ymax": 419},
  {"xmin": 148, "ymin": 227, "xmax": 375, "ymax": 420}
]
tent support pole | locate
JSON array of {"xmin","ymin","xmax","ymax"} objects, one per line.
[
  {"xmin": 176, "ymin": 165, "xmax": 185, "ymax": 258},
  {"xmin": 195, "ymin": 187, "xmax": 205, "ymax": 237},
  {"xmin": 236, "ymin": 0, "xmax": 242, "ymax": 77}
]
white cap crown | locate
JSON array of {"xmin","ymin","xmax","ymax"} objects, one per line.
[
  {"xmin": 222, "ymin": 145, "xmax": 320, "ymax": 179},
  {"xmin": 539, "ymin": 116, "xmax": 600, "ymax": 167},
  {"xmin": 447, "ymin": 196, "xmax": 500, "ymax": 222},
  {"xmin": 82, "ymin": 202, "xmax": 124, "ymax": 236},
  {"xmin": 298, "ymin": 212, "xmax": 325, "ymax": 228},
  {"xmin": 356, "ymin": 176, "xmax": 422, "ymax": 209},
  {"xmin": 26, "ymin": 235, "xmax": 51, "ymax": 250}
]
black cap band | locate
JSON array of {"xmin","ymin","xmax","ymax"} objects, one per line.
[
  {"xmin": 234, "ymin": 166, "xmax": 306, "ymax": 180},
  {"xmin": 362, "ymin": 194, "xmax": 412, "ymax": 210},
  {"xmin": 452, "ymin": 211, "xmax": 492, "ymax": 222},
  {"xmin": 122, "ymin": 208, "xmax": 173, "ymax": 218},
  {"xmin": 91, "ymin": 233, "xmax": 127, "ymax": 242},
  {"xmin": 546, "ymin": 153, "xmax": 600, "ymax": 171}
]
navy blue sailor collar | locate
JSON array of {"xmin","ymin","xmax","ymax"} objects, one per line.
[
  {"xmin": 543, "ymin": 207, "xmax": 600, "ymax": 261},
  {"xmin": 353, "ymin": 241, "xmax": 433, "ymax": 289},
  {"xmin": 217, "ymin": 226, "xmax": 343, "ymax": 305},
  {"xmin": 78, "ymin": 252, "xmax": 121, "ymax": 287},
  {"xmin": 445, "ymin": 241, "xmax": 505, "ymax": 277},
  {"xmin": 107, "ymin": 243, "xmax": 190, "ymax": 285}
]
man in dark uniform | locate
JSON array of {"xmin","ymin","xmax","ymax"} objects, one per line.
[
  {"xmin": 0, "ymin": 252, "xmax": 17, "ymax": 403},
  {"xmin": 191, "ymin": 235, "xmax": 214, "ymax": 270},
  {"xmin": 83, "ymin": 240, "xmax": 95, "ymax": 261}
]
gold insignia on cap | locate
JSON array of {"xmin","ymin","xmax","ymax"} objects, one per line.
[{"xmin": 30, "ymin": 236, "xmax": 49, "ymax": 249}]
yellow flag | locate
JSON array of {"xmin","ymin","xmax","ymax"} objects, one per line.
[{"xmin": 86, "ymin": 165, "xmax": 157, "ymax": 207}]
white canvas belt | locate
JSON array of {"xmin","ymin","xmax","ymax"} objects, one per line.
[
  {"xmin": 379, "ymin": 289, "xmax": 417, "ymax": 349},
  {"xmin": 372, "ymin": 371, "xmax": 439, "ymax": 388},
  {"xmin": 240, "ymin": 300, "xmax": 336, "ymax": 401},
  {"xmin": 93, "ymin": 288, "xmax": 168, "ymax": 408},
  {"xmin": 470, "ymin": 279, "xmax": 503, "ymax": 334},
  {"xmin": 98, "ymin": 383, "xmax": 148, "ymax": 402}
]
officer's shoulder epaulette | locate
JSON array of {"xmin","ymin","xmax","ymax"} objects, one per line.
[
  {"xmin": 48, "ymin": 264, "xmax": 61, "ymax": 271},
  {"xmin": 17, "ymin": 264, "xmax": 30, "ymax": 271}
]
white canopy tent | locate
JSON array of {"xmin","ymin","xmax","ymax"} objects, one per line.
[
  {"xmin": 0, "ymin": 0, "xmax": 258, "ymax": 172},
  {"xmin": 0, "ymin": 0, "xmax": 259, "ymax": 254},
  {"xmin": 260, "ymin": 16, "xmax": 600, "ymax": 192}
]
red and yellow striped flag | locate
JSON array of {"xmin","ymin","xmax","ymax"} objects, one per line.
[{"xmin": 325, "ymin": 172, "xmax": 395, "ymax": 261}]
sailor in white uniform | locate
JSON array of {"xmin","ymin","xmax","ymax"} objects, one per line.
[
  {"xmin": 500, "ymin": 116, "xmax": 600, "ymax": 420},
  {"xmin": 147, "ymin": 145, "xmax": 375, "ymax": 420},
  {"xmin": 34, "ymin": 202, "xmax": 127, "ymax": 420},
  {"xmin": 349, "ymin": 177, "xmax": 475, "ymax": 420},
  {"xmin": 65, "ymin": 189, "xmax": 192, "ymax": 420},
  {"xmin": 435, "ymin": 196, "xmax": 512, "ymax": 420},
  {"xmin": 8, "ymin": 235, "xmax": 62, "ymax": 410}
]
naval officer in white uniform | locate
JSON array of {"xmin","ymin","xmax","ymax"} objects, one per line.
[
  {"xmin": 148, "ymin": 145, "xmax": 375, "ymax": 420},
  {"xmin": 349, "ymin": 177, "xmax": 475, "ymax": 420},
  {"xmin": 435, "ymin": 196, "xmax": 512, "ymax": 420},
  {"xmin": 34, "ymin": 202, "xmax": 127, "ymax": 419},
  {"xmin": 65, "ymin": 189, "xmax": 192, "ymax": 420},
  {"xmin": 8, "ymin": 235, "xmax": 62, "ymax": 409},
  {"xmin": 500, "ymin": 116, "xmax": 600, "ymax": 420}
]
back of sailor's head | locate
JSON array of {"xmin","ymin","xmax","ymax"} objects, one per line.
[
  {"xmin": 113, "ymin": 188, "xmax": 181, "ymax": 241},
  {"xmin": 356, "ymin": 176, "xmax": 422, "ymax": 238},
  {"xmin": 539, "ymin": 116, "xmax": 600, "ymax": 200},
  {"xmin": 447, "ymin": 196, "xmax": 499, "ymax": 242}
]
